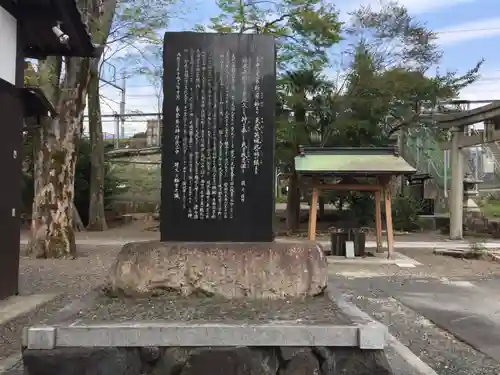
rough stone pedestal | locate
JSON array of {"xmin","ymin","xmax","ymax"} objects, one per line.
[
  {"xmin": 106, "ymin": 241, "xmax": 328, "ymax": 299},
  {"xmin": 23, "ymin": 346, "xmax": 394, "ymax": 375}
]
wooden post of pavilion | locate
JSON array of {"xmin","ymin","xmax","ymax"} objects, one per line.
[
  {"xmin": 308, "ymin": 187, "xmax": 319, "ymax": 241},
  {"xmin": 374, "ymin": 190, "xmax": 383, "ymax": 252},
  {"xmin": 382, "ymin": 183, "xmax": 394, "ymax": 259}
]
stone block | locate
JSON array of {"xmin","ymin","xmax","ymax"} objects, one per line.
[
  {"xmin": 179, "ymin": 347, "xmax": 276, "ymax": 375},
  {"xmin": 107, "ymin": 241, "xmax": 328, "ymax": 299},
  {"xmin": 151, "ymin": 347, "xmax": 191, "ymax": 375},
  {"xmin": 279, "ymin": 347, "xmax": 312, "ymax": 361},
  {"xmin": 279, "ymin": 351, "xmax": 320, "ymax": 375},
  {"xmin": 316, "ymin": 347, "xmax": 393, "ymax": 375},
  {"xmin": 23, "ymin": 347, "xmax": 142, "ymax": 375}
]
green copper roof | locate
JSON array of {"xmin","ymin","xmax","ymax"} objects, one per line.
[{"xmin": 294, "ymin": 147, "xmax": 416, "ymax": 175}]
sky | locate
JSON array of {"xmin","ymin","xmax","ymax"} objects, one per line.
[{"xmin": 95, "ymin": 0, "xmax": 500, "ymax": 137}]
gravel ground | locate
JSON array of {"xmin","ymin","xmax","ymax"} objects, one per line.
[
  {"xmin": 327, "ymin": 275, "xmax": 500, "ymax": 375},
  {"xmin": 18, "ymin": 245, "xmax": 120, "ymax": 295},
  {"xmin": 0, "ymin": 244, "xmax": 121, "ymax": 366},
  {"xmin": 396, "ymin": 248, "xmax": 500, "ymax": 279},
  {"xmin": 78, "ymin": 293, "xmax": 353, "ymax": 324},
  {"xmin": 328, "ymin": 248, "xmax": 500, "ymax": 282},
  {"xmin": 3, "ymin": 241, "xmax": 500, "ymax": 374},
  {"xmin": 327, "ymin": 253, "xmax": 500, "ymax": 374}
]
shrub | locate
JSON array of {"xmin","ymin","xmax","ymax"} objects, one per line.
[
  {"xmin": 347, "ymin": 192, "xmax": 375, "ymax": 226},
  {"xmin": 391, "ymin": 193, "xmax": 423, "ymax": 231}
]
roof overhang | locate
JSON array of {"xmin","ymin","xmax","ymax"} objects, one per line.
[
  {"xmin": 20, "ymin": 87, "xmax": 57, "ymax": 118},
  {"xmin": 13, "ymin": 0, "xmax": 95, "ymax": 58},
  {"xmin": 294, "ymin": 147, "xmax": 417, "ymax": 176}
]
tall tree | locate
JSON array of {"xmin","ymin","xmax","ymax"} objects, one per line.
[
  {"xmin": 86, "ymin": 0, "xmax": 182, "ymax": 231},
  {"xmin": 340, "ymin": 2, "xmax": 482, "ymax": 142},
  {"xmin": 279, "ymin": 69, "xmax": 328, "ymax": 229},
  {"xmin": 206, "ymin": 0, "xmax": 343, "ymax": 231},
  {"xmin": 313, "ymin": 2, "xmax": 482, "ymax": 222},
  {"xmin": 27, "ymin": 0, "xmax": 119, "ymax": 258},
  {"xmin": 205, "ymin": 0, "xmax": 342, "ymax": 70}
]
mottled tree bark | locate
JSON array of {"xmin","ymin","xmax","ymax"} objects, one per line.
[
  {"xmin": 87, "ymin": 60, "xmax": 108, "ymax": 231},
  {"xmin": 27, "ymin": 58, "xmax": 91, "ymax": 259},
  {"xmin": 26, "ymin": 0, "xmax": 117, "ymax": 257}
]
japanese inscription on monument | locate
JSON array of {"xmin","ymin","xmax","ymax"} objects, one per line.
[{"xmin": 161, "ymin": 32, "xmax": 275, "ymax": 242}]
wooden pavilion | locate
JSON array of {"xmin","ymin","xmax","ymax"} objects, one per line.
[{"xmin": 294, "ymin": 146, "xmax": 416, "ymax": 258}]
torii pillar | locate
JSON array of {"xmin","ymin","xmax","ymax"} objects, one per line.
[{"xmin": 449, "ymin": 126, "xmax": 464, "ymax": 239}]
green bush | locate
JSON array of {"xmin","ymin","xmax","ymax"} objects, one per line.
[
  {"xmin": 391, "ymin": 193, "xmax": 423, "ymax": 231},
  {"xmin": 22, "ymin": 138, "xmax": 122, "ymax": 226},
  {"xmin": 347, "ymin": 192, "xmax": 375, "ymax": 226}
]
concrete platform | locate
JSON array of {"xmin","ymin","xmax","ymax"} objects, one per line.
[
  {"xmin": 327, "ymin": 251, "xmax": 422, "ymax": 268},
  {"xmin": 22, "ymin": 293, "xmax": 388, "ymax": 350},
  {"xmin": 0, "ymin": 294, "xmax": 59, "ymax": 325}
]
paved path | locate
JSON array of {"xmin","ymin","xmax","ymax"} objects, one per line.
[
  {"xmin": 279, "ymin": 238, "xmax": 500, "ymax": 250},
  {"xmin": 20, "ymin": 237, "xmax": 500, "ymax": 250}
]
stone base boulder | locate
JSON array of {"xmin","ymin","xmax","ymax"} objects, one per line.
[
  {"xmin": 106, "ymin": 241, "xmax": 327, "ymax": 299},
  {"xmin": 23, "ymin": 346, "xmax": 394, "ymax": 375}
]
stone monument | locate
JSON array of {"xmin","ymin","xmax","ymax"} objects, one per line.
[
  {"xmin": 22, "ymin": 32, "xmax": 394, "ymax": 375},
  {"xmin": 160, "ymin": 32, "xmax": 275, "ymax": 242},
  {"xmin": 104, "ymin": 32, "xmax": 329, "ymax": 299}
]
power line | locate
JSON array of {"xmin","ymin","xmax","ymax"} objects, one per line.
[{"xmin": 436, "ymin": 26, "xmax": 500, "ymax": 34}]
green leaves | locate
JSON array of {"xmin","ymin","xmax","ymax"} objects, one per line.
[{"xmin": 207, "ymin": 0, "xmax": 342, "ymax": 71}]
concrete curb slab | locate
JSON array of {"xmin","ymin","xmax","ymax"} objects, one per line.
[
  {"xmin": 333, "ymin": 294, "xmax": 438, "ymax": 375},
  {"xmin": 327, "ymin": 251, "xmax": 422, "ymax": 267},
  {"xmin": 22, "ymin": 292, "xmax": 388, "ymax": 350},
  {"xmin": 433, "ymin": 247, "xmax": 500, "ymax": 263},
  {"xmin": 0, "ymin": 294, "xmax": 59, "ymax": 326},
  {"xmin": 0, "ymin": 354, "xmax": 22, "ymax": 374}
]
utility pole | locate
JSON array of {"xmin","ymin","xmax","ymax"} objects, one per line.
[
  {"xmin": 99, "ymin": 64, "xmax": 126, "ymax": 149},
  {"xmin": 120, "ymin": 71, "xmax": 126, "ymax": 140},
  {"xmin": 157, "ymin": 95, "xmax": 162, "ymax": 146},
  {"xmin": 113, "ymin": 112, "xmax": 119, "ymax": 149}
]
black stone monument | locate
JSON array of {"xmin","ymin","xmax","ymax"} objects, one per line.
[{"xmin": 161, "ymin": 32, "xmax": 276, "ymax": 242}]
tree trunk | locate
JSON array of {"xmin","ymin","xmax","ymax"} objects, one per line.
[
  {"xmin": 26, "ymin": 0, "xmax": 117, "ymax": 257},
  {"xmin": 318, "ymin": 195, "xmax": 325, "ymax": 220},
  {"xmin": 73, "ymin": 204, "xmax": 85, "ymax": 231},
  {"xmin": 87, "ymin": 60, "xmax": 108, "ymax": 231},
  {"xmin": 27, "ymin": 117, "xmax": 79, "ymax": 258},
  {"xmin": 286, "ymin": 170, "xmax": 301, "ymax": 231},
  {"xmin": 27, "ymin": 58, "xmax": 91, "ymax": 259}
]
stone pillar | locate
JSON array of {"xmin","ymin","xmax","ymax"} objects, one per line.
[{"xmin": 449, "ymin": 126, "xmax": 464, "ymax": 240}]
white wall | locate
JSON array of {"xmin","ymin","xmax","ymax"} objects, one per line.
[
  {"xmin": 0, "ymin": 6, "xmax": 17, "ymax": 84},
  {"xmin": 483, "ymin": 154, "xmax": 495, "ymax": 174}
]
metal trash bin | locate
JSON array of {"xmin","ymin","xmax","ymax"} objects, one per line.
[{"xmin": 330, "ymin": 228, "xmax": 366, "ymax": 257}]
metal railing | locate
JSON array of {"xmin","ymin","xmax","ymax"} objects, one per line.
[
  {"xmin": 404, "ymin": 132, "xmax": 450, "ymax": 188},
  {"xmin": 107, "ymin": 158, "xmax": 161, "ymax": 212}
]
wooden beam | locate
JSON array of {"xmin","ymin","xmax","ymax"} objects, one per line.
[
  {"xmin": 374, "ymin": 190, "xmax": 383, "ymax": 253},
  {"xmin": 308, "ymin": 187, "xmax": 319, "ymax": 241},
  {"xmin": 383, "ymin": 186, "xmax": 394, "ymax": 259},
  {"xmin": 314, "ymin": 184, "xmax": 383, "ymax": 192}
]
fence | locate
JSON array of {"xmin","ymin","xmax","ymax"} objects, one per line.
[{"xmin": 107, "ymin": 154, "xmax": 161, "ymax": 213}]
